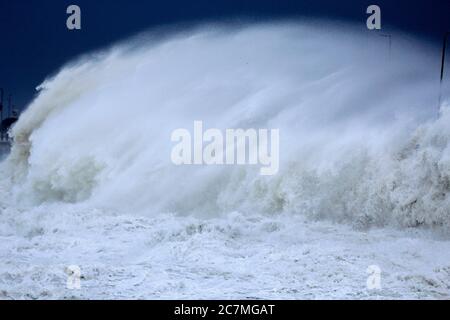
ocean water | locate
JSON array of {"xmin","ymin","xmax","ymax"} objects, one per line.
[{"xmin": 0, "ymin": 22, "xmax": 449, "ymax": 299}]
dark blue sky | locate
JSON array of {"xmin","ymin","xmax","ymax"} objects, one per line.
[{"xmin": 1, "ymin": 0, "xmax": 450, "ymax": 110}]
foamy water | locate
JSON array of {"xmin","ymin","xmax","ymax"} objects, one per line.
[{"xmin": 0, "ymin": 22, "xmax": 449, "ymax": 299}]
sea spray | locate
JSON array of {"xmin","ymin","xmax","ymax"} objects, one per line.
[{"xmin": 1, "ymin": 22, "xmax": 448, "ymax": 228}]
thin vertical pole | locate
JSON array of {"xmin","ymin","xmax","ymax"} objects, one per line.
[
  {"xmin": 380, "ymin": 34, "xmax": 392, "ymax": 58},
  {"xmin": 8, "ymin": 94, "xmax": 11, "ymax": 119},
  {"xmin": 438, "ymin": 32, "xmax": 450, "ymax": 107},
  {"xmin": 0, "ymin": 88, "xmax": 3, "ymax": 122},
  {"xmin": 0, "ymin": 88, "xmax": 3, "ymax": 141}
]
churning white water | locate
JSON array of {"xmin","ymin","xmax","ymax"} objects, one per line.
[{"xmin": 0, "ymin": 22, "xmax": 449, "ymax": 299}]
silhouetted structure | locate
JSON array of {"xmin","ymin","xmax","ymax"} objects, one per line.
[
  {"xmin": 439, "ymin": 32, "xmax": 450, "ymax": 106},
  {"xmin": 0, "ymin": 88, "xmax": 19, "ymax": 142}
]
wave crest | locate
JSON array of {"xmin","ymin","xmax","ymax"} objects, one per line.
[{"xmin": 2, "ymin": 23, "xmax": 449, "ymax": 229}]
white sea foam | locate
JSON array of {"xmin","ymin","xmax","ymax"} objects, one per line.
[
  {"xmin": 0, "ymin": 22, "xmax": 449, "ymax": 299},
  {"xmin": 2, "ymin": 22, "xmax": 447, "ymax": 228}
]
